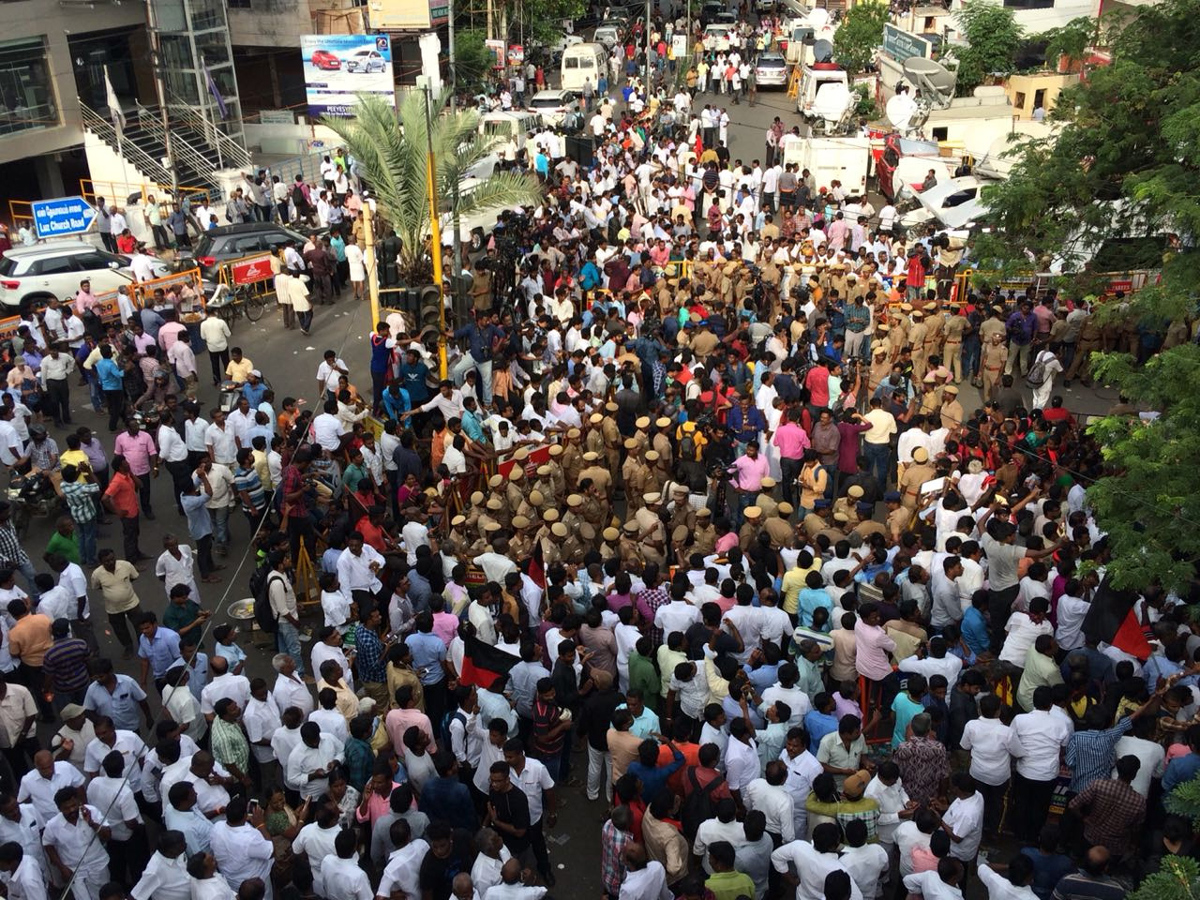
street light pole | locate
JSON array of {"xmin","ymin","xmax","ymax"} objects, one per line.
[
  {"xmin": 645, "ymin": 0, "xmax": 652, "ymax": 90},
  {"xmin": 447, "ymin": 0, "xmax": 464, "ymax": 325},
  {"xmin": 422, "ymin": 86, "xmax": 449, "ymax": 380}
]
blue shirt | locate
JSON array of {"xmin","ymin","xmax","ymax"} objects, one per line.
[
  {"xmin": 797, "ymin": 588, "xmax": 833, "ymax": 629},
  {"xmin": 627, "ymin": 749, "xmax": 684, "ymax": 804},
  {"xmin": 616, "ymin": 703, "xmax": 660, "ymax": 740},
  {"xmin": 406, "ymin": 631, "xmax": 447, "ymax": 685},
  {"xmin": 181, "ymin": 492, "xmax": 212, "ymax": 540},
  {"xmin": 215, "ymin": 641, "xmax": 246, "ymax": 671},
  {"xmin": 891, "ymin": 693, "xmax": 924, "ymax": 748},
  {"xmin": 804, "ymin": 710, "xmax": 839, "ymax": 751},
  {"xmin": 744, "ymin": 663, "xmax": 779, "ymax": 695},
  {"xmin": 383, "ymin": 388, "xmax": 411, "ymax": 420},
  {"xmin": 138, "ymin": 626, "xmax": 182, "ymax": 679},
  {"xmin": 453, "ymin": 322, "xmax": 502, "ymax": 363},
  {"xmin": 960, "ymin": 606, "xmax": 990, "ymax": 656},
  {"xmin": 241, "ymin": 382, "xmax": 267, "ymax": 407},
  {"xmin": 461, "ymin": 409, "xmax": 486, "ymax": 444},
  {"xmin": 82, "ymin": 674, "xmax": 146, "ymax": 732},
  {"xmin": 400, "ymin": 362, "xmax": 431, "ymax": 403},
  {"xmin": 96, "ymin": 357, "xmax": 123, "ymax": 391},
  {"xmin": 1163, "ymin": 751, "xmax": 1200, "ymax": 795},
  {"xmin": 418, "ymin": 775, "xmax": 477, "ymax": 831}
]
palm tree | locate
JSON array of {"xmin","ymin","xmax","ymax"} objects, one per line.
[{"xmin": 323, "ymin": 90, "xmax": 543, "ymax": 286}]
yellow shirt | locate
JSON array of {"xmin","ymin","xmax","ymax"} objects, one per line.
[
  {"xmin": 225, "ymin": 357, "xmax": 254, "ymax": 383},
  {"xmin": 60, "ymin": 449, "xmax": 89, "ymax": 482},
  {"xmin": 781, "ymin": 562, "xmax": 822, "ymax": 615}
]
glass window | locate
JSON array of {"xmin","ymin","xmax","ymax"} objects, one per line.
[
  {"xmin": 189, "ymin": 0, "xmax": 227, "ymax": 31},
  {"xmin": 0, "ymin": 37, "xmax": 58, "ymax": 137},
  {"xmin": 30, "ymin": 258, "xmax": 77, "ymax": 276},
  {"xmin": 565, "ymin": 58, "xmax": 579, "ymax": 69},
  {"xmin": 70, "ymin": 252, "xmax": 118, "ymax": 270}
]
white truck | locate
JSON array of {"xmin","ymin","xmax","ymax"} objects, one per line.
[{"xmin": 781, "ymin": 134, "xmax": 872, "ymax": 196}]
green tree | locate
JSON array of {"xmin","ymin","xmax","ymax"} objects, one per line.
[
  {"xmin": 833, "ymin": 1, "xmax": 889, "ymax": 77},
  {"xmin": 1041, "ymin": 16, "xmax": 1096, "ymax": 70},
  {"xmin": 1130, "ymin": 856, "xmax": 1200, "ymax": 900},
  {"xmin": 453, "ymin": 29, "xmax": 495, "ymax": 94},
  {"xmin": 975, "ymin": 0, "xmax": 1200, "ymax": 593},
  {"xmin": 323, "ymin": 92, "xmax": 543, "ymax": 286},
  {"xmin": 952, "ymin": 2, "xmax": 1023, "ymax": 94}
]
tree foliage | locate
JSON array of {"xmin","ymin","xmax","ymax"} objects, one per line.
[
  {"xmin": 516, "ymin": 0, "xmax": 588, "ymax": 47},
  {"xmin": 833, "ymin": 1, "xmax": 889, "ymax": 77},
  {"xmin": 1041, "ymin": 16, "xmax": 1096, "ymax": 69},
  {"xmin": 974, "ymin": 0, "xmax": 1200, "ymax": 593},
  {"xmin": 952, "ymin": 2, "xmax": 1023, "ymax": 94},
  {"xmin": 322, "ymin": 92, "xmax": 543, "ymax": 285},
  {"xmin": 1130, "ymin": 855, "xmax": 1200, "ymax": 900},
  {"xmin": 453, "ymin": 29, "xmax": 495, "ymax": 94}
]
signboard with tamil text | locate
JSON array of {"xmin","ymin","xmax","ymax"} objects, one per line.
[
  {"xmin": 31, "ymin": 196, "xmax": 96, "ymax": 239},
  {"xmin": 231, "ymin": 255, "xmax": 277, "ymax": 286},
  {"xmin": 883, "ymin": 25, "xmax": 932, "ymax": 64}
]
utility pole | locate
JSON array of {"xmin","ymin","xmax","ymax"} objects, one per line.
[
  {"xmin": 645, "ymin": 0, "xmax": 652, "ymax": 89},
  {"xmin": 422, "ymin": 85, "xmax": 449, "ymax": 379},
  {"xmin": 487, "ymin": 0, "xmax": 495, "ymax": 41},
  {"xmin": 448, "ymin": 0, "xmax": 464, "ymax": 324}
]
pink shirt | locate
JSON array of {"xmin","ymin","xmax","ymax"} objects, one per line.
[
  {"xmin": 113, "ymin": 430, "xmax": 157, "ymax": 476},
  {"xmin": 354, "ymin": 781, "xmax": 407, "ymax": 826},
  {"xmin": 732, "ymin": 453, "xmax": 769, "ymax": 492},
  {"xmin": 432, "ymin": 611, "xmax": 459, "ymax": 646},
  {"xmin": 384, "ymin": 707, "xmax": 437, "ymax": 757},
  {"xmin": 773, "ymin": 421, "xmax": 811, "ymax": 460},
  {"xmin": 854, "ymin": 620, "xmax": 897, "ymax": 682}
]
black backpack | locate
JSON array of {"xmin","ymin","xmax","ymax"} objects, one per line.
[
  {"xmin": 681, "ymin": 767, "xmax": 724, "ymax": 842},
  {"xmin": 250, "ymin": 564, "xmax": 280, "ymax": 634}
]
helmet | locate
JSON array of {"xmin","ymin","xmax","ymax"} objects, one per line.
[{"xmin": 28, "ymin": 424, "xmax": 47, "ymax": 438}]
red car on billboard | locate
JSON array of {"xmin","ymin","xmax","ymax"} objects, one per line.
[{"xmin": 311, "ymin": 49, "xmax": 341, "ymax": 70}]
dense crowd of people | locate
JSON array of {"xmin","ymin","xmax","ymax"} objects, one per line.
[{"xmin": 2, "ymin": 7, "xmax": 1199, "ymax": 900}]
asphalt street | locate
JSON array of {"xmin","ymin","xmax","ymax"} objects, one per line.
[{"xmin": 17, "ymin": 92, "xmax": 1118, "ymax": 897}]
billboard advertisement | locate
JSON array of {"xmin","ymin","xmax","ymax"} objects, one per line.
[
  {"xmin": 366, "ymin": 0, "xmax": 448, "ymax": 28},
  {"xmin": 301, "ymin": 34, "xmax": 395, "ymax": 118}
]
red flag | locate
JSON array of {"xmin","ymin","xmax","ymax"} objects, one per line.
[{"xmin": 459, "ymin": 635, "xmax": 519, "ymax": 689}]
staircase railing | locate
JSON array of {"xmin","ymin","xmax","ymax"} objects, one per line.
[
  {"xmin": 165, "ymin": 87, "xmax": 253, "ymax": 171},
  {"xmin": 139, "ymin": 111, "xmax": 220, "ymax": 184},
  {"xmin": 79, "ymin": 100, "xmax": 174, "ymax": 187}
]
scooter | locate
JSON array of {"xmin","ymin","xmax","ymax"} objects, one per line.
[{"xmin": 7, "ymin": 471, "xmax": 61, "ymax": 538}]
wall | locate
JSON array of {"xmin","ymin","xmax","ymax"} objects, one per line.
[
  {"xmin": 1006, "ymin": 71, "xmax": 1080, "ymax": 119},
  {"xmin": 0, "ymin": 0, "xmax": 146, "ymax": 166},
  {"xmin": 243, "ymin": 121, "xmax": 345, "ymax": 155},
  {"xmin": 228, "ymin": 0, "xmax": 313, "ymax": 49},
  {"xmin": 82, "ymin": 132, "xmax": 153, "ymax": 200},
  {"xmin": 948, "ymin": 0, "xmax": 1096, "ymax": 34}
]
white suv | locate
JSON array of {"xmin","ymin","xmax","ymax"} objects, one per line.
[{"xmin": 0, "ymin": 241, "xmax": 169, "ymax": 313}]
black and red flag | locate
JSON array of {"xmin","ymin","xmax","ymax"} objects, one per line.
[
  {"xmin": 1081, "ymin": 578, "xmax": 1154, "ymax": 661},
  {"xmin": 458, "ymin": 634, "xmax": 519, "ymax": 689}
]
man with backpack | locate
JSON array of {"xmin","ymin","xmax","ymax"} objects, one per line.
[
  {"xmin": 680, "ymin": 744, "xmax": 732, "ymax": 848},
  {"xmin": 259, "ymin": 550, "xmax": 304, "ymax": 678}
]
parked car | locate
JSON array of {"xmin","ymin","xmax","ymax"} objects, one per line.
[
  {"xmin": 310, "ymin": 49, "xmax": 341, "ymax": 70},
  {"xmin": 754, "ymin": 52, "xmax": 789, "ymax": 88},
  {"xmin": 0, "ymin": 241, "xmax": 170, "ymax": 312},
  {"xmin": 179, "ymin": 222, "xmax": 314, "ymax": 281},
  {"xmin": 528, "ymin": 89, "xmax": 580, "ymax": 126},
  {"xmin": 593, "ymin": 22, "xmax": 625, "ymax": 47},
  {"xmin": 345, "ymin": 49, "xmax": 387, "ymax": 74}
]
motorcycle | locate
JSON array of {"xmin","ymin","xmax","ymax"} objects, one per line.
[{"xmin": 7, "ymin": 471, "xmax": 61, "ymax": 538}]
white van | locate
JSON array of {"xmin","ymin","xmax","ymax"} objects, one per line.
[
  {"xmin": 478, "ymin": 110, "xmax": 543, "ymax": 161},
  {"xmin": 560, "ymin": 42, "xmax": 607, "ymax": 91}
]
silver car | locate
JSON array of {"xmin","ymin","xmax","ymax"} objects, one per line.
[{"xmin": 755, "ymin": 52, "xmax": 789, "ymax": 88}]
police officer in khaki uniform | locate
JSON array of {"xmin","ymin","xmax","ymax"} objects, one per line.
[
  {"xmin": 652, "ymin": 417, "xmax": 674, "ymax": 466},
  {"xmin": 764, "ymin": 502, "xmax": 795, "ymax": 548},
  {"xmin": 1065, "ymin": 308, "xmax": 1103, "ymax": 386},
  {"xmin": 943, "ymin": 304, "xmax": 968, "ymax": 383},
  {"xmin": 505, "ymin": 467, "xmax": 527, "ymax": 511},
  {"xmin": 601, "ymin": 404, "xmax": 622, "ymax": 474},
  {"xmin": 584, "ymin": 414, "xmax": 606, "ymax": 458},
  {"xmin": 546, "ymin": 444, "xmax": 568, "ymax": 498},
  {"xmin": 739, "ymin": 505, "xmax": 764, "ymax": 552},
  {"xmin": 917, "ymin": 373, "xmax": 941, "ymax": 418},
  {"xmin": 923, "ymin": 301, "xmax": 944, "ymax": 362},
  {"xmin": 562, "ymin": 493, "xmax": 585, "ymax": 533},
  {"xmin": 940, "ymin": 384, "xmax": 965, "ymax": 430},
  {"xmin": 853, "ymin": 502, "xmax": 888, "ymax": 539},
  {"xmin": 884, "ymin": 490, "xmax": 909, "ymax": 542},
  {"xmin": 463, "ymin": 490, "xmax": 486, "ymax": 531},
  {"xmin": 619, "ymin": 521, "xmax": 644, "ymax": 568},
  {"xmin": 755, "ymin": 477, "xmax": 779, "ymax": 519},
  {"xmin": 980, "ymin": 332, "xmax": 1008, "ymax": 401},
  {"xmin": 600, "ymin": 526, "xmax": 621, "ymax": 561},
  {"xmin": 623, "ymin": 440, "xmax": 649, "ymax": 513},
  {"xmin": 561, "ymin": 428, "xmax": 584, "ymax": 487},
  {"xmin": 580, "ymin": 483, "xmax": 609, "ymax": 532},
  {"xmin": 802, "ymin": 498, "xmax": 833, "ymax": 539},
  {"xmin": 908, "ymin": 310, "xmax": 929, "ymax": 383},
  {"xmin": 636, "ymin": 493, "xmax": 667, "ymax": 567},
  {"xmin": 833, "ymin": 484, "xmax": 865, "ymax": 529},
  {"xmin": 692, "ymin": 507, "xmax": 716, "ymax": 555},
  {"xmin": 644, "ymin": 450, "xmax": 668, "ymax": 496},
  {"xmin": 633, "ymin": 416, "xmax": 652, "ymax": 445},
  {"xmin": 558, "ymin": 523, "xmax": 585, "ymax": 564},
  {"xmin": 509, "ymin": 515, "xmax": 534, "ymax": 560},
  {"xmin": 542, "ymin": 521, "xmax": 569, "ymax": 568},
  {"xmin": 666, "ymin": 484, "xmax": 697, "ymax": 538},
  {"xmin": 817, "ymin": 512, "xmax": 849, "ymax": 545},
  {"xmin": 898, "ymin": 446, "xmax": 935, "ymax": 510},
  {"xmin": 532, "ymin": 465, "xmax": 555, "ymax": 503},
  {"xmin": 579, "ymin": 451, "xmax": 613, "ymax": 500}
]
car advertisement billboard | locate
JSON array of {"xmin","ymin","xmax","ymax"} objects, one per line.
[{"xmin": 301, "ymin": 34, "xmax": 395, "ymax": 118}]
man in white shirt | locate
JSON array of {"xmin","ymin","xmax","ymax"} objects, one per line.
[
  {"xmin": 959, "ymin": 693, "xmax": 1017, "ymax": 836},
  {"xmin": 337, "ymin": 533, "xmax": 385, "ymax": 599},
  {"xmin": 0, "ymin": 839, "xmax": 52, "ymax": 900},
  {"xmin": 292, "ymin": 805, "xmax": 342, "ymax": 877},
  {"xmin": 271, "ymin": 710, "xmax": 306, "ymax": 795},
  {"xmin": 1113, "ymin": 715, "xmax": 1165, "ymax": 797},
  {"xmin": 209, "ymin": 799, "xmax": 274, "ymax": 900},
  {"xmin": 655, "ymin": 589, "xmax": 701, "ymax": 641},
  {"xmin": 1007, "ymin": 686, "xmax": 1071, "ymax": 843},
  {"xmin": 312, "ymin": 401, "xmax": 346, "ymax": 452},
  {"xmin": 898, "ymin": 637, "xmax": 963, "ymax": 690},
  {"xmin": 42, "ymin": 795, "xmax": 111, "ymax": 900},
  {"xmin": 17, "ymin": 751, "xmax": 84, "ymax": 825},
  {"xmin": 999, "ymin": 598, "xmax": 1054, "ymax": 667},
  {"xmin": 770, "ymin": 825, "xmax": 864, "ymax": 900},
  {"xmin": 131, "ymin": 830, "xmax": 191, "ymax": 900},
  {"xmin": 938, "ymin": 773, "xmax": 984, "ymax": 863},
  {"xmin": 315, "ymin": 830, "xmax": 374, "ymax": 900},
  {"xmin": 840, "ymin": 820, "xmax": 889, "ymax": 900},
  {"xmin": 272, "ymin": 654, "xmax": 314, "ymax": 717},
  {"xmin": 903, "ymin": 863, "xmax": 966, "ymax": 900},
  {"xmin": 724, "ymin": 718, "xmax": 760, "ymax": 804},
  {"xmin": 199, "ymin": 655, "xmax": 252, "ymax": 723},
  {"xmin": 977, "ymin": 858, "xmax": 1039, "ymax": 900},
  {"xmin": 618, "ymin": 844, "xmax": 672, "ymax": 900},
  {"xmin": 779, "ymin": 729, "xmax": 824, "ymax": 838},
  {"xmin": 378, "ymin": 821, "xmax": 430, "ymax": 900},
  {"xmin": 286, "ymin": 722, "xmax": 344, "ymax": 799},
  {"xmin": 1055, "ymin": 586, "xmax": 1091, "ymax": 652},
  {"xmin": 742, "ymin": 762, "xmax": 795, "ymax": 844}
]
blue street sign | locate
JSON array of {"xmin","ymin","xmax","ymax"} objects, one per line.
[{"xmin": 31, "ymin": 196, "xmax": 96, "ymax": 239}]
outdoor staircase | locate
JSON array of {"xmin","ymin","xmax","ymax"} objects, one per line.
[{"xmin": 80, "ymin": 99, "xmax": 253, "ymax": 198}]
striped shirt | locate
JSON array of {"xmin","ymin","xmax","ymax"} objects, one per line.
[
  {"xmin": 232, "ymin": 465, "xmax": 267, "ymax": 515},
  {"xmin": 1065, "ymin": 717, "xmax": 1134, "ymax": 793},
  {"xmin": 210, "ymin": 717, "xmax": 250, "ymax": 774},
  {"xmin": 43, "ymin": 637, "xmax": 91, "ymax": 693}
]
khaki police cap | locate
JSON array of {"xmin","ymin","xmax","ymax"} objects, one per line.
[
  {"xmin": 603, "ymin": 527, "xmax": 621, "ymax": 541},
  {"xmin": 551, "ymin": 522, "xmax": 569, "ymax": 537},
  {"xmin": 744, "ymin": 506, "xmax": 762, "ymax": 520}
]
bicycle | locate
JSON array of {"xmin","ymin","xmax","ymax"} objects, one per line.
[{"xmin": 207, "ymin": 283, "xmax": 268, "ymax": 324}]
